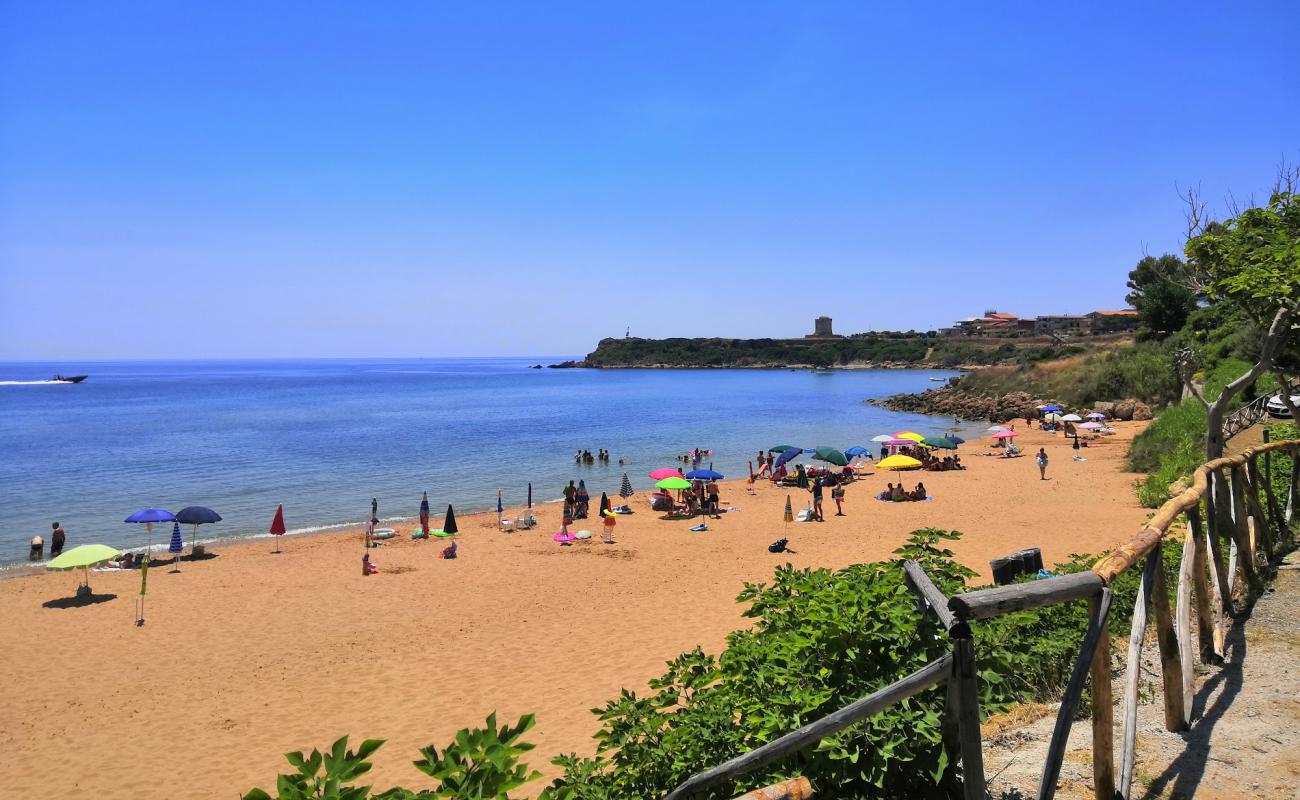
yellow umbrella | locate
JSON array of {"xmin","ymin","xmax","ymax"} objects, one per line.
[
  {"xmin": 894, "ymin": 431, "xmax": 925, "ymax": 443},
  {"xmin": 878, "ymin": 455, "xmax": 923, "ymax": 470},
  {"xmin": 46, "ymin": 544, "xmax": 121, "ymax": 596}
]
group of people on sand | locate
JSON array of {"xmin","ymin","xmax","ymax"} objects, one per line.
[
  {"xmin": 920, "ymin": 452, "xmax": 964, "ymax": 471},
  {"xmin": 651, "ymin": 479, "xmax": 722, "ymax": 518},
  {"xmin": 877, "ymin": 482, "xmax": 928, "ymax": 502},
  {"xmin": 563, "ymin": 479, "xmax": 592, "ymax": 519},
  {"xmin": 575, "ymin": 449, "xmax": 618, "ymax": 465}
]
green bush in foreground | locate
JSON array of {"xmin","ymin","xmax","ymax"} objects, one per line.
[{"xmin": 244, "ymin": 530, "xmax": 1156, "ymax": 800}]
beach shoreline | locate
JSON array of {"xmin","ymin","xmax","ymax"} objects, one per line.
[{"xmin": 0, "ymin": 422, "xmax": 1151, "ymax": 799}]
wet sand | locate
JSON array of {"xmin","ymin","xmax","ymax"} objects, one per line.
[{"xmin": 0, "ymin": 422, "xmax": 1150, "ymax": 798}]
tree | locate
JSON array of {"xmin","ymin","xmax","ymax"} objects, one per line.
[{"xmin": 1124, "ymin": 253, "xmax": 1199, "ymax": 337}]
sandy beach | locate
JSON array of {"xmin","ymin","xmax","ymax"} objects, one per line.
[{"xmin": 0, "ymin": 423, "xmax": 1151, "ymax": 799}]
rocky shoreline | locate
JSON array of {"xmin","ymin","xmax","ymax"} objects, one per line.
[{"xmin": 869, "ymin": 386, "xmax": 1153, "ymax": 422}]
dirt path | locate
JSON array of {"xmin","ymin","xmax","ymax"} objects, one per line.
[{"xmin": 986, "ymin": 550, "xmax": 1300, "ymax": 799}]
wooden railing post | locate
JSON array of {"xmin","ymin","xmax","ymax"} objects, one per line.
[
  {"xmin": 1120, "ymin": 553, "xmax": 1155, "ymax": 798},
  {"xmin": 1245, "ymin": 458, "xmax": 1275, "ymax": 558},
  {"xmin": 1089, "ymin": 591, "xmax": 1115, "ymax": 800},
  {"xmin": 1038, "ymin": 587, "xmax": 1111, "ymax": 800},
  {"xmin": 1188, "ymin": 505, "xmax": 1224, "ymax": 660},
  {"xmin": 1175, "ymin": 525, "xmax": 1200, "ymax": 717},
  {"xmin": 1230, "ymin": 465, "xmax": 1264, "ymax": 597},
  {"xmin": 1149, "ymin": 542, "xmax": 1187, "ymax": 731},
  {"xmin": 951, "ymin": 636, "xmax": 985, "ymax": 800},
  {"xmin": 1203, "ymin": 489, "xmax": 1235, "ymax": 619},
  {"xmin": 1288, "ymin": 445, "xmax": 1300, "ymax": 526}
]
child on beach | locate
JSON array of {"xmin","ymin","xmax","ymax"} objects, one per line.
[
  {"xmin": 362, "ymin": 552, "xmax": 378, "ymax": 575},
  {"xmin": 1036, "ymin": 448, "xmax": 1049, "ymax": 479},
  {"xmin": 810, "ymin": 479, "xmax": 824, "ymax": 522},
  {"xmin": 831, "ymin": 481, "xmax": 845, "ymax": 515}
]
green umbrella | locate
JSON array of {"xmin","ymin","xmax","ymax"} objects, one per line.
[
  {"xmin": 655, "ymin": 476, "xmax": 692, "ymax": 490},
  {"xmin": 46, "ymin": 544, "xmax": 121, "ymax": 596},
  {"xmin": 768, "ymin": 445, "xmax": 799, "ymax": 453},
  {"xmin": 921, "ymin": 437, "xmax": 958, "ymax": 449},
  {"xmin": 812, "ymin": 446, "xmax": 847, "ymax": 467}
]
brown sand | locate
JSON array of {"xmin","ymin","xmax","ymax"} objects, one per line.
[{"xmin": 0, "ymin": 423, "xmax": 1150, "ymax": 799}]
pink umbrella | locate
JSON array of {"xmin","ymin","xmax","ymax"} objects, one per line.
[
  {"xmin": 992, "ymin": 430, "xmax": 1019, "ymax": 439},
  {"xmin": 649, "ymin": 468, "xmax": 685, "ymax": 480},
  {"xmin": 886, "ymin": 438, "xmax": 914, "ymax": 447}
]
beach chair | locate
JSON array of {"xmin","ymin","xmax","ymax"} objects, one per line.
[{"xmin": 500, "ymin": 518, "xmax": 515, "ymax": 532}]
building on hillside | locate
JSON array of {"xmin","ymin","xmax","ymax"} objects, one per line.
[
  {"xmin": 947, "ymin": 310, "xmax": 1034, "ymax": 337},
  {"xmin": 805, "ymin": 316, "xmax": 842, "ymax": 339},
  {"xmin": 1034, "ymin": 314, "xmax": 1091, "ymax": 336},
  {"xmin": 1087, "ymin": 309, "xmax": 1140, "ymax": 334}
]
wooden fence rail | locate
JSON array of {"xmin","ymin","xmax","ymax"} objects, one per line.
[{"xmin": 666, "ymin": 439, "xmax": 1300, "ymax": 800}]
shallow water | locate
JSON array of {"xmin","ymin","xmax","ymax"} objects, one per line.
[{"xmin": 0, "ymin": 358, "xmax": 975, "ymax": 563}]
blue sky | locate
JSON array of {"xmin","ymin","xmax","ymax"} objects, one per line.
[{"xmin": 2, "ymin": 2, "xmax": 1297, "ymax": 360}]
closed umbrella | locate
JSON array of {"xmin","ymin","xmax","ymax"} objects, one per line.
[
  {"xmin": 167, "ymin": 522, "xmax": 184, "ymax": 572},
  {"xmin": 497, "ymin": 490, "xmax": 504, "ymax": 528},
  {"xmin": 46, "ymin": 543, "xmax": 121, "ymax": 597},
  {"xmin": 269, "ymin": 504, "xmax": 286, "ymax": 553},
  {"xmin": 783, "ymin": 495, "xmax": 794, "ymax": 523},
  {"xmin": 443, "ymin": 505, "xmax": 458, "ymax": 535},
  {"xmin": 599, "ymin": 492, "xmax": 610, "ymax": 517},
  {"xmin": 527, "ymin": 483, "xmax": 533, "ymax": 509},
  {"xmin": 419, "ymin": 492, "xmax": 430, "ymax": 535},
  {"xmin": 175, "ymin": 506, "xmax": 222, "ymax": 559},
  {"xmin": 619, "ymin": 473, "xmax": 634, "ymax": 501}
]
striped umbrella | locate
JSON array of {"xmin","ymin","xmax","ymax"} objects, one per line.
[
  {"xmin": 419, "ymin": 492, "xmax": 430, "ymax": 535},
  {"xmin": 783, "ymin": 495, "xmax": 794, "ymax": 523},
  {"xmin": 619, "ymin": 473, "xmax": 634, "ymax": 500},
  {"xmin": 167, "ymin": 522, "xmax": 184, "ymax": 573}
]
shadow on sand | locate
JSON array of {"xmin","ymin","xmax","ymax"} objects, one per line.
[{"xmin": 43, "ymin": 592, "xmax": 118, "ymax": 609}]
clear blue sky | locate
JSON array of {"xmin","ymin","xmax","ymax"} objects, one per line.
[{"xmin": 2, "ymin": 2, "xmax": 1297, "ymax": 360}]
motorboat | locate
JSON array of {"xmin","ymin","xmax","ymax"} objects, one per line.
[{"xmin": 52, "ymin": 374, "xmax": 88, "ymax": 383}]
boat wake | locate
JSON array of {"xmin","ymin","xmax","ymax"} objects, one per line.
[{"xmin": 0, "ymin": 380, "xmax": 70, "ymax": 386}]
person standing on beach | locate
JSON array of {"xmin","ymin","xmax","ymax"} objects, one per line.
[
  {"xmin": 811, "ymin": 478, "xmax": 825, "ymax": 522},
  {"xmin": 831, "ymin": 481, "xmax": 845, "ymax": 516},
  {"xmin": 50, "ymin": 521, "xmax": 66, "ymax": 557},
  {"xmin": 1036, "ymin": 448, "xmax": 1049, "ymax": 480}
]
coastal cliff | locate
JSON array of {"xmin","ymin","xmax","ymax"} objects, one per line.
[{"xmin": 554, "ymin": 335, "xmax": 1072, "ymax": 369}]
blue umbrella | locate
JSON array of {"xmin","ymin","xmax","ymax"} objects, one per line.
[
  {"xmin": 1040, "ymin": 405, "xmax": 1062, "ymax": 413},
  {"xmin": 176, "ymin": 506, "xmax": 221, "ymax": 558},
  {"xmin": 125, "ymin": 508, "xmax": 175, "ymax": 626},
  {"xmin": 844, "ymin": 446, "xmax": 869, "ymax": 457},
  {"xmin": 125, "ymin": 508, "xmax": 177, "ymax": 524},
  {"xmin": 947, "ymin": 435, "xmax": 966, "ymax": 445},
  {"xmin": 686, "ymin": 469, "xmax": 724, "ymax": 481},
  {"xmin": 774, "ymin": 448, "xmax": 802, "ymax": 468}
]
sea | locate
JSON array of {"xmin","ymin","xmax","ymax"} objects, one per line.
[{"xmin": 0, "ymin": 359, "xmax": 978, "ymax": 566}]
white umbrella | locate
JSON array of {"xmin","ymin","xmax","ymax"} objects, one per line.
[
  {"xmin": 1079, "ymin": 422, "xmax": 1103, "ymax": 430},
  {"xmin": 1086, "ymin": 412, "xmax": 1106, "ymax": 419},
  {"xmin": 1061, "ymin": 413, "xmax": 1083, "ymax": 422},
  {"xmin": 870, "ymin": 434, "xmax": 895, "ymax": 443},
  {"xmin": 987, "ymin": 425, "xmax": 1006, "ymax": 432}
]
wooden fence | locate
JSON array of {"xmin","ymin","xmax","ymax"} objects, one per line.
[{"xmin": 668, "ymin": 438, "xmax": 1300, "ymax": 800}]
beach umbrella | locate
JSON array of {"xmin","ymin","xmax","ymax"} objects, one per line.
[
  {"xmin": 269, "ymin": 504, "xmax": 286, "ymax": 553},
  {"xmin": 922, "ymin": 437, "xmax": 957, "ymax": 449},
  {"xmin": 655, "ymin": 476, "xmax": 692, "ymax": 490},
  {"xmin": 527, "ymin": 483, "xmax": 533, "ymax": 509},
  {"xmin": 992, "ymin": 430, "xmax": 1018, "ymax": 439},
  {"xmin": 812, "ymin": 447, "xmax": 847, "ymax": 467},
  {"xmin": 947, "ymin": 434, "xmax": 966, "ymax": 444},
  {"xmin": 878, "ymin": 455, "xmax": 923, "ymax": 471},
  {"xmin": 844, "ymin": 446, "xmax": 869, "ymax": 457},
  {"xmin": 773, "ymin": 448, "xmax": 800, "ymax": 469},
  {"xmin": 443, "ymin": 505, "xmax": 459, "ymax": 536},
  {"xmin": 175, "ymin": 506, "xmax": 222, "ymax": 559},
  {"xmin": 167, "ymin": 522, "xmax": 184, "ymax": 572},
  {"xmin": 1043, "ymin": 412, "xmax": 1061, "ymax": 422},
  {"xmin": 987, "ymin": 425, "xmax": 1006, "ymax": 432},
  {"xmin": 870, "ymin": 434, "xmax": 894, "ymax": 443},
  {"xmin": 649, "ymin": 468, "xmax": 685, "ymax": 481},
  {"xmin": 769, "ymin": 445, "xmax": 799, "ymax": 453},
  {"xmin": 46, "ymin": 543, "xmax": 121, "ymax": 596},
  {"xmin": 1061, "ymin": 413, "xmax": 1083, "ymax": 422},
  {"xmin": 496, "ymin": 490, "xmax": 504, "ymax": 528},
  {"xmin": 125, "ymin": 507, "xmax": 177, "ymax": 556},
  {"xmin": 1086, "ymin": 411, "xmax": 1106, "ymax": 420},
  {"xmin": 1079, "ymin": 421, "xmax": 1103, "ymax": 430},
  {"xmin": 619, "ymin": 473, "xmax": 634, "ymax": 500},
  {"xmin": 419, "ymin": 492, "xmax": 430, "ymax": 535},
  {"xmin": 599, "ymin": 492, "xmax": 610, "ymax": 517},
  {"xmin": 685, "ymin": 468, "xmax": 724, "ymax": 481},
  {"xmin": 783, "ymin": 495, "xmax": 793, "ymax": 523},
  {"xmin": 894, "ymin": 431, "xmax": 925, "ymax": 442}
]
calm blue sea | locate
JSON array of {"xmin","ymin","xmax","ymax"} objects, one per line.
[{"xmin": 0, "ymin": 359, "xmax": 973, "ymax": 565}]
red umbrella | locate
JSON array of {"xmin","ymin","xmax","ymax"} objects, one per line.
[
  {"xmin": 269, "ymin": 504, "xmax": 286, "ymax": 553},
  {"xmin": 649, "ymin": 468, "xmax": 685, "ymax": 480}
]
